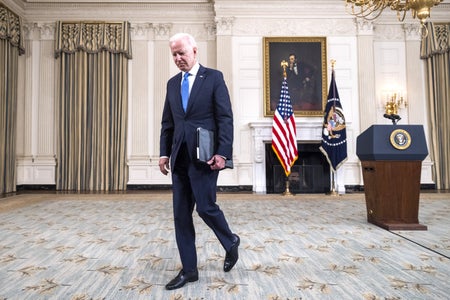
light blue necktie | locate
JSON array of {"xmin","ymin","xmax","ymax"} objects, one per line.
[{"xmin": 181, "ymin": 72, "xmax": 190, "ymax": 111}]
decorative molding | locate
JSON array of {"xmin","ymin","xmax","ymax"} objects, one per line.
[
  {"xmin": 213, "ymin": 1, "xmax": 351, "ymax": 19},
  {"xmin": 204, "ymin": 22, "xmax": 216, "ymax": 40},
  {"xmin": 215, "ymin": 17, "xmax": 234, "ymax": 35},
  {"xmin": 374, "ymin": 24, "xmax": 405, "ymax": 41},
  {"xmin": 403, "ymin": 23, "xmax": 422, "ymax": 41},
  {"xmin": 16, "ymin": 157, "xmax": 57, "ymax": 185},
  {"xmin": 20, "ymin": 3, "xmax": 214, "ymax": 23},
  {"xmin": 233, "ymin": 19, "xmax": 355, "ymax": 36},
  {"xmin": 37, "ymin": 22, "xmax": 55, "ymax": 40},
  {"xmin": 172, "ymin": 24, "xmax": 210, "ymax": 42},
  {"xmin": 131, "ymin": 22, "xmax": 152, "ymax": 41},
  {"xmin": 153, "ymin": 23, "xmax": 172, "ymax": 40},
  {"xmin": 356, "ymin": 19, "xmax": 374, "ymax": 35},
  {"xmin": 22, "ymin": 23, "xmax": 43, "ymax": 41}
]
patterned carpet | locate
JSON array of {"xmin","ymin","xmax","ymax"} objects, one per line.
[{"xmin": 0, "ymin": 192, "xmax": 449, "ymax": 299}]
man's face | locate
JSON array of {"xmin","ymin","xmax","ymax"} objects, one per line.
[
  {"xmin": 170, "ymin": 38, "xmax": 197, "ymax": 72},
  {"xmin": 289, "ymin": 55, "xmax": 296, "ymax": 65}
]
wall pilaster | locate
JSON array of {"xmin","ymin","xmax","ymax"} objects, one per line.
[
  {"xmin": 129, "ymin": 23, "xmax": 152, "ymax": 158},
  {"xmin": 127, "ymin": 23, "xmax": 173, "ymax": 185},
  {"xmin": 16, "ymin": 22, "xmax": 56, "ymax": 185},
  {"xmin": 215, "ymin": 17, "xmax": 234, "ymax": 103},
  {"xmin": 153, "ymin": 24, "xmax": 172, "ymax": 156},
  {"xmin": 403, "ymin": 24, "xmax": 427, "ymax": 126},
  {"xmin": 204, "ymin": 22, "xmax": 217, "ymax": 69},
  {"xmin": 403, "ymin": 23, "xmax": 434, "ymax": 184},
  {"xmin": 356, "ymin": 20, "xmax": 377, "ymax": 132}
]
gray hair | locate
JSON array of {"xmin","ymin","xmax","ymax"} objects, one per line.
[{"xmin": 169, "ymin": 32, "xmax": 197, "ymax": 48}]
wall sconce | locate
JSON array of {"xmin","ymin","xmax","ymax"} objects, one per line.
[{"xmin": 383, "ymin": 92, "xmax": 407, "ymax": 125}]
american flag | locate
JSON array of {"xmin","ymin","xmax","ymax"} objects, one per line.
[{"xmin": 272, "ymin": 78, "xmax": 298, "ymax": 176}]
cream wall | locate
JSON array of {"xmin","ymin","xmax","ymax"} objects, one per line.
[{"xmin": 7, "ymin": 0, "xmax": 449, "ymax": 191}]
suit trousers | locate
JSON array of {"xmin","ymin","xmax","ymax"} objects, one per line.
[{"xmin": 171, "ymin": 143, "xmax": 235, "ymax": 272}]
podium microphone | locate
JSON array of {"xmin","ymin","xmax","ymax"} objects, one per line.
[{"xmin": 384, "ymin": 113, "xmax": 401, "ymax": 125}]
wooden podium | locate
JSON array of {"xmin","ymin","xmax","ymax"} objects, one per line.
[{"xmin": 356, "ymin": 125, "xmax": 428, "ymax": 230}]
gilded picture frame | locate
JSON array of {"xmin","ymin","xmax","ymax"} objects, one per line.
[{"xmin": 263, "ymin": 37, "xmax": 327, "ymax": 117}]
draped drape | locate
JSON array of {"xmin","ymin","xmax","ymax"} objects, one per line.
[
  {"xmin": 0, "ymin": 4, "xmax": 25, "ymax": 194},
  {"xmin": 55, "ymin": 21, "xmax": 131, "ymax": 191},
  {"xmin": 421, "ymin": 23, "xmax": 450, "ymax": 190}
]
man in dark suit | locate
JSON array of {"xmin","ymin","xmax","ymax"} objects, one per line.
[{"xmin": 159, "ymin": 33, "xmax": 240, "ymax": 290}]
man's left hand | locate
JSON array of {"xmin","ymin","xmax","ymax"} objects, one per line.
[{"xmin": 207, "ymin": 155, "xmax": 226, "ymax": 170}]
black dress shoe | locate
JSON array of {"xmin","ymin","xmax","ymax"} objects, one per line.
[
  {"xmin": 165, "ymin": 269, "xmax": 199, "ymax": 290},
  {"xmin": 224, "ymin": 234, "xmax": 240, "ymax": 272}
]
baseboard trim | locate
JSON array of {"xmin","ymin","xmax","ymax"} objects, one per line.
[
  {"xmin": 344, "ymin": 184, "xmax": 436, "ymax": 193},
  {"xmin": 16, "ymin": 185, "xmax": 56, "ymax": 191},
  {"xmin": 9, "ymin": 184, "xmax": 437, "ymax": 194},
  {"xmin": 126, "ymin": 185, "xmax": 253, "ymax": 192}
]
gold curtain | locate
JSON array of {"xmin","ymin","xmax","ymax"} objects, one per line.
[
  {"xmin": 421, "ymin": 23, "xmax": 450, "ymax": 190},
  {"xmin": 55, "ymin": 21, "xmax": 131, "ymax": 191},
  {"xmin": 0, "ymin": 4, "xmax": 25, "ymax": 194}
]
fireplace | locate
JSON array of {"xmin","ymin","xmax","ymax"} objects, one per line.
[
  {"xmin": 265, "ymin": 143, "xmax": 330, "ymax": 193},
  {"xmin": 249, "ymin": 120, "xmax": 328, "ymax": 193}
]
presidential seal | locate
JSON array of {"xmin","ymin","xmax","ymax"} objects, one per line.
[
  {"xmin": 390, "ymin": 129, "xmax": 411, "ymax": 150},
  {"xmin": 323, "ymin": 106, "xmax": 346, "ymax": 139}
]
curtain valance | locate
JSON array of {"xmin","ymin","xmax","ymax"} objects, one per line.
[
  {"xmin": 0, "ymin": 4, "xmax": 25, "ymax": 55},
  {"xmin": 54, "ymin": 21, "xmax": 132, "ymax": 59},
  {"xmin": 421, "ymin": 23, "xmax": 450, "ymax": 59}
]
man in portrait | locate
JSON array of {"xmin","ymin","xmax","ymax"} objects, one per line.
[{"xmin": 286, "ymin": 53, "xmax": 321, "ymax": 111}]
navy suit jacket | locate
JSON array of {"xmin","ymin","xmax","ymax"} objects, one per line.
[{"xmin": 159, "ymin": 65, "xmax": 233, "ymax": 171}]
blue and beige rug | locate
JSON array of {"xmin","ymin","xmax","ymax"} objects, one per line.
[{"xmin": 0, "ymin": 192, "xmax": 449, "ymax": 299}]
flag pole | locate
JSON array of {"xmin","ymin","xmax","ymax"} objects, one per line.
[
  {"xmin": 328, "ymin": 171, "xmax": 339, "ymax": 196},
  {"xmin": 283, "ymin": 175, "xmax": 294, "ymax": 196},
  {"xmin": 328, "ymin": 60, "xmax": 338, "ymax": 197},
  {"xmin": 280, "ymin": 60, "xmax": 294, "ymax": 196},
  {"xmin": 320, "ymin": 58, "xmax": 347, "ymax": 196}
]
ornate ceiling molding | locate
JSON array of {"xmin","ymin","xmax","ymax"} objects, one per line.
[
  {"xmin": 3, "ymin": 0, "xmax": 450, "ymax": 30},
  {"xmin": 233, "ymin": 18, "xmax": 356, "ymax": 36}
]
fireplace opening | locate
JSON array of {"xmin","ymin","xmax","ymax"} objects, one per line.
[{"xmin": 265, "ymin": 143, "xmax": 331, "ymax": 194}]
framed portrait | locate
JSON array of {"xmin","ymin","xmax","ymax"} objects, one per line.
[{"xmin": 263, "ymin": 37, "xmax": 327, "ymax": 117}]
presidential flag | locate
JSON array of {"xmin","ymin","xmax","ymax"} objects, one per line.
[
  {"xmin": 319, "ymin": 69, "xmax": 347, "ymax": 172},
  {"xmin": 272, "ymin": 77, "xmax": 298, "ymax": 176}
]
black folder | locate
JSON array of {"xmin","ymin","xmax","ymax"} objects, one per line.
[{"xmin": 196, "ymin": 127, "xmax": 233, "ymax": 169}]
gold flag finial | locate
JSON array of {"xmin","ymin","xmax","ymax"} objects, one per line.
[
  {"xmin": 331, "ymin": 59, "xmax": 336, "ymax": 71},
  {"xmin": 281, "ymin": 60, "xmax": 288, "ymax": 78}
]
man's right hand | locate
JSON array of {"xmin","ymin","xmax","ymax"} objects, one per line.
[{"xmin": 159, "ymin": 157, "xmax": 170, "ymax": 175}]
